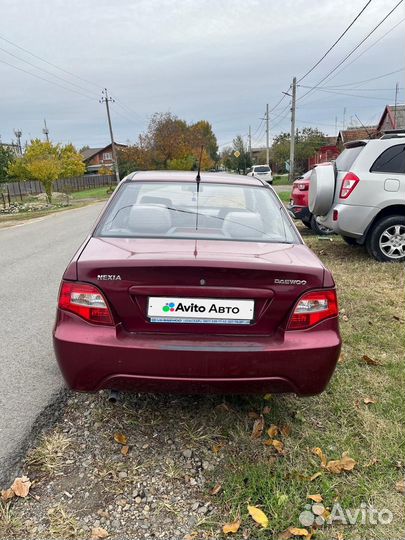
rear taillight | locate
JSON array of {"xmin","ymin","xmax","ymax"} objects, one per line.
[
  {"xmin": 58, "ymin": 281, "xmax": 113, "ymax": 325},
  {"xmin": 298, "ymin": 183, "xmax": 308, "ymax": 191},
  {"xmin": 287, "ymin": 290, "xmax": 338, "ymax": 330},
  {"xmin": 339, "ymin": 172, "xmax": 359, "ymax": 199}
]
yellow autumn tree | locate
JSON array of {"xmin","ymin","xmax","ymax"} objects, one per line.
[{"xmin": 8, "ymin": 139, "xmax": 85, "ymax": 203}]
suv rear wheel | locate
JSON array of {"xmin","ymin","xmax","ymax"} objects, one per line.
[
  {"xmin": 366, "ymin": 215, "xmax": 405, "ymax": 262},
  {"xmin": 310, "ymin": 215, "xmax": 334, "ymax": 236}
]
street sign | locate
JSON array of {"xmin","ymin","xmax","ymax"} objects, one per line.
[{"xmin": 234, "ymin": 151, "xmax": 240, "ymax": 158}]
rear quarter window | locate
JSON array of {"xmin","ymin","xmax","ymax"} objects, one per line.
[{"xmin": 370, "ymin": 144, "xmax": 405, "ymax": 174}]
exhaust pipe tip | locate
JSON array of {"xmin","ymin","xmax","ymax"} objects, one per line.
[{"xmin": 108, "ymin": 389, "xmax": 120, "ymax": 403}]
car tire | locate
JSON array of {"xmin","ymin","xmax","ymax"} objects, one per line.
[
  {"xmin": 310, "ymin": 216, "xmax": 334, "ymax": 236},
  {"xmin": 342, "ymin": 235, "xmax": 359, "ymax": 246},
  {"xmin": 308, "ymin": 164, "xmax": 336, "ymax": 216},
  {"xmin": 366, "ymin": 215, "xmax": 405, "ymax": 262},
  {"xmin": 302, "ymin": 219, "xmax": 312, "ymax": 229}
]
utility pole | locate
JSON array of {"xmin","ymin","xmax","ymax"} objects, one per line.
[
  {"xmin": 342, "ymin": 107, "xmax": 346, "ymax": 130},
  {"xmin": 394, "ymin": 82, "xmax": 399, "ymax": 128},
  {"xmin": 100, "ymin": 88, "xmax": 120, "ymax": 184},
  {"xmin": 13, "ymin": 129, "xmax": 22, "ymax": 155},
  {"xmin": 289, "ymin": 77, "xmax": 297, "ymax": 183},
  {"xmin": 265, "ymin": 104, "xmax": 270, "ymax": 165},
  {"xmin": 42, "ymin": 119, "xmax": 49, "ymax": 142},
  {"xmin": 248, "ymin": 125, "xmax": 252, "ymax": 163}
]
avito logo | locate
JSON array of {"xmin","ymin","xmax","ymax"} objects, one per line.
[{"xmin": 162, "ymin": 302, "xmax": 176, "ymax": 313}]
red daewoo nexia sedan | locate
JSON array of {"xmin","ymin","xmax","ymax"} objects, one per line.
[{"xmin": 53, "ymin": 171, "xmax": 341, "ymax": 396}]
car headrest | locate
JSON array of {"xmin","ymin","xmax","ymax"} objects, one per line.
[
  {"xmin": 127, "ymin": 204, "xmax": 172, "ymax": 234},
  {"xmin": 139, "ymin": 196, "xmax": 172, "ymax": 207},
  {"xmin": 222, "ymin": 211, "xmax": 264, "ymax": 239}
]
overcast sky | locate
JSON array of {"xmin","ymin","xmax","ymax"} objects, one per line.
[{"xmin": 1, "ymin": 0, "xmax": 404, "ymax": 151}]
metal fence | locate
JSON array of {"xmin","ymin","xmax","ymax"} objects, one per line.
[{"xmin": 1, "ymin": 174, "xmax": 116, "ymax": 203}]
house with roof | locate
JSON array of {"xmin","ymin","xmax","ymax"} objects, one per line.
[
  {"xmin": 81, "ymin": 143, "xmax": 127, "ymax": 174},
  {"xmin": 376, "ymin": 104, "xmax": 405, "ymax": 134},
  {"xmin": 336, "ymin": 125, "xmax": 378, "ymax": 148}
]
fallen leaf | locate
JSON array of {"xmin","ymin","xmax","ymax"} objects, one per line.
[
  {"xmin": 308, "ymin": 471, "xmax": 322, "ymax": 481},
  {"xmin": 114, "ymin": 433, "xmax": 128, "ymax": 445},
  {"xmin": 248, "ymin": 411, "xmax": 260, "ymax": 419},
  {"xmin": 337, "ymin": 354, "xmax": 345, "ymax": 364},
  {"xmin": 361, "ymin": 355, "xmax": 382, "ymax": 366},
  {"xmin": 90, "ymin": 527, "xmax": 109, "ymax": 539},
  {"xmin": 312, "ymin": 447, "xmax": 327, "ymax": 467},
  {"xmin": 212, "ymin": 442, "xmax": 225, "ymax": 454},
  {"xmin": 11, "ymin": 476, "xmax": 31, "ymax": 498},
  {"xmin": 262, "ymin": 406, "xmax": 271, "ymax": 415},
  {"xmin": 277, "ymin": 529, "xmax": 293, "ymax": 540},
  {"xmin": 271, "ymin": 440, "xmax": 284, "ymax": 453},
  {"xmin": 183, "ymin": 534, "xmax": 198, "ymax": 540},
  {"xmin": 363, "ymin": 397, "xmax": 376, "ymax": 405},
  {"xmin": 307, "ymin": 494, "xmax": 323, "ymax": 503},
  {"xmin": 341, "ymin": 314, "xmax": 349, "ymax": 322},
  {"xmin": 280, "ymin": 424, "xmax": 292, "ymax": 437},
  {"xmin": 247, "ymin": 505, "xmax": 269, "ymax": 528},
  {"xmin": 1, "ymin": 488, "xmax": 15, "ymax": 502},
  {"xmin": 210, "ymin": 483, "xmax": 222, "ymax": 495},
  {"xmin": 222, "ymin": 520, "xmax": 241, "ymax": 534},
  {"xmin": 251, "ymin": 415, "xmax": 265, "ymax": 439},
  {"xmin": 263, "ymin": 393, "xmax": 272, "ymax": 401},
  {"xmin": 288, "ymin": 527, "xmax": 310, "ymax": 537},
  {"xmin": 395, "ymin": 479, "xmax": 405, "ymax": 494},
  {"xmin": 267, "ymin": 424, "xmax": 279, "ymax": 437},
  {"xmin": 364, "ymin": 458, "xmax": 379, "ymax": 468},
  {"xmin": 120, "ymin": 445, "xmax": 129, "ymax": 456},
  {"xmin": 325, "ymin": 452, "xmax": 356, "ymax": 474}
]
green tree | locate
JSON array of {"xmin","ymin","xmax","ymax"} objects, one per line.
[
  {"xmin": 221, "ymin": 135, "xmax": 251, "ymax": 173},
  {"xmin": 0, "ymin": 146, "xmax": 16, "ymax": 183},
  {"xmin": 8, "ymin": 139, "xmax": 85, "ymax": 203}
]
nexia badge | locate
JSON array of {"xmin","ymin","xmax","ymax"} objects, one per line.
[
  {"xmin": 274, "ymin": 278, "xmax": 307, "ymax": 285},
  {"xmin": 97, "ymin": 274, "xmax": 122, "ymax": 280}
]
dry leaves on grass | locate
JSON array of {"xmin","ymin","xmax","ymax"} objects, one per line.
[
  {"xmin": 307, "ymin": 494, "xmax": 323, "ymax": 503},
  {"xmin": 222, "ymin": 520, "xmax": 241, "ymax": 534},
  {"xmin": 184, "ymin": 533, "xmax": 198, "ymax": 540},
  {"xmin": 212, "ymin": 441, "xmax": 225, "ymax": 454},
  {"xmin": 363, "ymin": 397, "xmax": 377, "ymax": 405},
  {"xmin": 278, "ymin": 526, "xmax": 311, "ymax": 539},
  {"xmin": 1, "ymin": 488, "xmax": 15, "ymax": 502},
  {"xmin": 120, "ymin": 445, "xmax": 129, "ymax": 456},
  {"xmin": 10, "ymin": 476, "xmax": 31, "ymax": 498},
  {"xmin": 210, "ymin": 483, "xmax": 222, "ymax": 495},
  {"xmin": 267, "ymin": 424, "xmax": 279, "ymax": 437},
  {"xmin": 247, "ymin": 505, "xmax": 269, "ymax": 528},
  {"xmin": 90, "ymin": 527, "xmax": 109, "ymax": 539},
  {"xmin": 113, "ymin": 433, "xmax": 128, "ymax": 445},
  {"xmin": 361, "ymin": 354, "xmax": 383, "ymax": 366},
  {"xmin": 251, "ymin": 415, "xmax": 265, "ymax": 439},
  {"xmin": 395, "ymin": 479, "xmax": 405, "ymax": 494},
  {"xmin": 312, "ymin": 448, "xmax": 356, "ymax": 474}
]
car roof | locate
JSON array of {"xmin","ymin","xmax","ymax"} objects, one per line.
[{"xmin": 126, "ymin": 170, "xmax": 265, "ymax": 186}]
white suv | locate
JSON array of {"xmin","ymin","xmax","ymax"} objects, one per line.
[
  {"xmin": 248, "ymin": 164, "xmax": 273, "ymax": 184},
  {"xmin": 309, "ymin": 134, "xmax": 405, "ymax": 262}
]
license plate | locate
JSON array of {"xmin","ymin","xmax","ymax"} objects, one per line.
[{"xmin": 147, "ymin": 297, "xmax": 254, "ymax": 325}]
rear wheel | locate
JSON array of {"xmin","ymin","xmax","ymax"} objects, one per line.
[
  {"xmin": 366, "ymin": 215, "xmax": 405, "ymax": 262},
  {"xmin": 342, "ymin": 235, "xmax": 359, "ymax": 246},
  {"xmin": 302, "ymin": 219, "xmax": 312, "ymax": 229},
  {"xmin": 310, "ymin": 216, "xmax": 334, "ymax": 236}
]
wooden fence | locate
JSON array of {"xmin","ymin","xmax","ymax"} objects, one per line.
[{"xmin": 1, "ymin": 174, "xmax": 116, "ymax": 203}]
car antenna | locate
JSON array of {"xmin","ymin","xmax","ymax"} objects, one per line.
[
  {"xmin": 355, "ymin": 114, "xmax": 374, "ymax": 139},
  {"xmin": 195, "ymin": 145, "xmax": 204, "ymax": 230}
]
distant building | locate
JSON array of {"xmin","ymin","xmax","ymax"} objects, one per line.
[
  {"xmin": 336, "ymin": 126, "xmax": 378, "ymax": 148},
  {"xmin": 81, "ymin": 143, "xmax": 127, "ymax": 174},
  {"xmin": 377, "ymin": 104, "xmax": 405, "ymax": 133},
  {"xmin": 308, "ymin": 143, "xmax": 340, "ymax": 169}
]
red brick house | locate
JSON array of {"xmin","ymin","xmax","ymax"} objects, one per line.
[
  {"xmin": 308, "ymin": 136, "xmax": 340, "ymax": 169},
  {"xmin": 81, "ymin": 143, "xmax": 127, "ymax": 174}
]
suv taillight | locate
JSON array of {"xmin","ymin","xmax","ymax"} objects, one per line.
[
  {"xmin": 287, "ymin": 290, "xmax": 338, "ymax": 330},
  {"xmin": 298, "ymin": 183, "xmax": 308, "ymax": 191},
  {"xmin": 58, "ymin": 281, "xmax": 113, "ymax": 325},
  {"xmin": 339, "ymin": 172, "xmax": 359, "ymax": 199}
]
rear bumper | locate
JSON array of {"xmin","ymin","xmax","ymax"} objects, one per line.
[
  {"xmin": 317, "ymin": 203, "xmax": 379, "ymax": 239},
  {"xmin": 53, "ymin": 311, "xmax": 341, "ymax": 396},
  {"xmin": 288, "ymin": 204, "xmax": 311, "ymax": 222}
]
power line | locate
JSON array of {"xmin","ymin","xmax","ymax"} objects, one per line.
[
  {"xmin": 299, "ymin": 86, "xmax": 398, "ymax": 100},
  {"xmin": 297, "ymin": 0, "xmax": 404, "ymax": 102},
  {"xmin": 0, "ymin": 57, "xmax": 96, "ymax": 100},
  {"xmin": 0, "ymin": 32, "xmax": 100, "ymax": 90},
  {"xmin": 297, "ymin": 0, "xmax": 372, "ymax": 83},
  {"xmin": 320, "ymin": 68, "xmax": 405, "ymax": 88},
  {"xmin": 0, "ymin": 45, "xmax": 99, "ymax": 97},
  {"xmin": 321, "ymin": 17, "xmax": 405, "ymax": 86}
]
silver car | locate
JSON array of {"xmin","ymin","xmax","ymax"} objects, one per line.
[{"xmin": 309, "ymin": 133, "xmax": 405, "ymax": 262}]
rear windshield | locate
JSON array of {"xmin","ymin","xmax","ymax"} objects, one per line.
[
  {"xmin": 253, "ymin": 166, "xmax": 271, "ymax": 173},
  {"xmin": 335, "ymin": 145, "xmax": 364, "ymax": 171},
  {"xmin": 95, "ymin": 181, "xmax": 299, "ymax": 244}
]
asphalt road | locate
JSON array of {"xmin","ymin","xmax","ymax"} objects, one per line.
[{"xmin": 0, "ymin": 203, "xmax": 104, "ymax": 485}]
